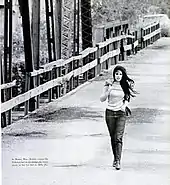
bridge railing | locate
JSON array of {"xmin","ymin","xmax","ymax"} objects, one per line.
[
  {"xmin": 1, "ymin": 22, "xmax": 161, "ymax": 127},
  {"xmin": 141, "ymin": 22, "xmax": 161, "ymax": 49}
]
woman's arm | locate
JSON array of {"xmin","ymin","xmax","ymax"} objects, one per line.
[{"xmin": 100, "ymin": 85, "xmax": 110, "ymax": 102}]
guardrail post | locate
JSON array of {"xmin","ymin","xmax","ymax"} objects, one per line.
[
  {"xmin": 56, "ymin": 67, "xmax": 61, "ymax": 98},
  {"xmin": 52, "ymin": 66, "xmax": 56, "ymax": 99},
  {"xmin": 55, "ymin": 67, "xmax": 59, "ymax": 99},
  {"xmin": 102, "ymin": 46, "xmax": 107, "ymax": 70},
  {"xmin": 120, "ymin": 38, "xmax": 125, "ymax": 61},
  {"xmin": 116, "ymin": 40, "xmax": 120, "ymax": 63},
  {"xmin": 89, "ymin": 51, "xmax": 95, "ymax": 79},
  {"xmin": 111, "ymin": 41, "xmax": 116, "ymax": 65},
  {"xmin": 156, "ymin": 24, "xmax": 158, "ymax": 39},
  {"xmin": 70, "ymin": 61, "xmax": 74, "ymax": 91},
  {"xmin": 1, "ymin": 59, "xmax": 7, "ymax": 127},
  {"xmin": 108, "ymin": 42, "xmax": 112, "ymax": 68},
  {"xmin": 77, "ymin": 59, "xmax": 80, "ymax": 87},
  {"xmin": 94, "ymin": 49, "xmax": 98, "ymax": 77},
  {"xmin": 149, "ymin": 27, "xmax": 151, "ymax": 45},
  {"xmin": 132, "ymin": 31, "xmax": 135, "ymax": 54},
  {"xmin": 148, "ymin": 28, "xmax": 150, "ymax": 45},
  {"xmin": 151, "ymin": 26, "xmax": 153, "ymax": 44},
  {"xmin": 155, "ymin": 24, "xmax": 157, "ymax": 40},
  {"xmin": 124, "ymin": 37, "xmax": 128, "ymax": 60},
  {"xmin": 73, "ymin": 59, "xmax": 76, "ymax": 89},
  {"xmin": 145, "ymin": 29, "xmax": 148, "ymax": 47},
  {"xmin": 87, "ymin": 54, "xmax": 90, "ymax": 80},
  {"xmin": 127, "ymin": 30, "xmax": 131, "ymax": 56},
  {"xmin": 158, "ymin": 23, "xmax": 161, "ymax": 40},
  {"xmin": 24, "ymin": 72, "xmax": 30, "ymax": 116},
  {"xmin": 76, "ymin": 59, "xmax": 81, "ymax": 87},
  {"xmin": 48, "ymin": 70, "xmax": 52, "ymax": 102},
  {"xmin": 144, "ymin": 30, "xmax": 146, "ymax": 48},
  {"xmin": 96, "ymin": 44, "xmax": 101, "ymax": 75},
  {"xmin": 135, "ymin": 31, "xmax": 138, "ymax": 53},
  {"xmin": 36, "ymin": 74, "xmax": 40, "ymax": 108},
  {"xmin": 84, "ymin": 57, "xmax": 88, "ymax": 82},
  {"xmin": 141, "ymin": 28, "xmax": 143, "ymax": 49}
]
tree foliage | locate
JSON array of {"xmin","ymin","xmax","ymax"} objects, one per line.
[{"xmin": 92, "ymin": 0, "xmax": 170, "ymax": 25}]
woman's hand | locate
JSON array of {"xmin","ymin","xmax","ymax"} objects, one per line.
[
  {"xmin": 121, "ymin": 105, "xmax": 126, "ymax": 112},
  {"xmin": 100, "ymin": 80, "xmax": 112, "ymax": 102},
  {"xmin": 121, "ymin": 100, "xmax": 129, "ymax": 112},
  {"xmin": 104, "ymin": 79, "xmax": 112, "ymax": 86}
]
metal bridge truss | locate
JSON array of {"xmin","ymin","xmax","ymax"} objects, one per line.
[
  {"xmin": 61, "ymin": 0, "xmax": 73, "ymax": 59},
  {"xmin": 45, "ymin": 0, "xmax": 56, "ymax": 62}
]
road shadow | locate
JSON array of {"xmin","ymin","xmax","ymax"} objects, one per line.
[
  {"xmin": 126, "ymin": 108, "xmax": 170, "ymax": 124},
  {"xmin": 30, "ymin": 106, "xmax": 103, "ymax": 122}
]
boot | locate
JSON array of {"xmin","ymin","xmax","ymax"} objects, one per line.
[
  {"xmin": 115, "ymin": 143, "xmax": 122, "ymax": 163},
  {"xmin": 112, "ymin": 160, "xmax": 116, "ymax": 167},
  {"xmin": 115, "ymin": 161, "xmax": 121, "ymax": 170},
  {"xmin": 111, "ymin": 139, "xmax": 117, "ymax": 167},
  {"xmin": 115, "ymin": 142, "xmax": 122, "ymax": 170}
]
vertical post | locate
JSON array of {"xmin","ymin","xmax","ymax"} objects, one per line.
[
  {"xmin": 151, "ymin": 26, "xmax": 153, "ymax": 43},
  {"xmin": 24, "ymin": 73, "xmax": 30, "ymax": 116},
  {"xmin": 54, "ymin": 0, "xmax": 62, "ymax": 99},
  {"xmin": 59, "ymin": 67, "xmax": 62, "ymax": 97},
  {"xmin": 107, "ymin": 43, "xmax": 111, "ymax": 68},
  {"xmin": 4, "ymin": 0, "xmax": 8, "ymax": 84},
  {"xmin": 3, "ymin": 0, "xmax": 13, "ymax": 125},
  {"xmin": 32, "ymin": 0, "xmax": 40, "ymax": 109},
  {"xmin": 120, "ymin": 38, "xmax": 124, "ymax": 61},
  {"xmin": 69, "ymin": 62, "xmax": 73, "ymax": 91},
  {"xmin": 73, "ymin": 0, "xmax": 76, "ymax": 56},
  {"xmin": 54, "ymin": 0, "xmax": 62, "ymax": 59},
  {"xmin": 1, "ymin": 52, "xmax": 7, "ymax": 128},
  {"xmin": 8, "ymin": 0, "xmax": 12, "ymax": 124},
  {"xmin": 146, "ymin": 28, "xmax": 149, "ymax": 47},
  {"xmin": 144, "ymin": 30, "xmax": 146, "ymax": 48},
  {"xmin": 141, "ymin": 28, "xmax": 143, "ymax": 49},
  {"xmin": 127, "ymin": 30, "xmax": 131, "ymax": 56},
  {"xmin": 77, "ymin": 0, "xmax": 80, "ymax": 54},
  {"xmin": 73, "ymin": 0, "xmax": 80, "ymax": 89},
  {"xmin": 73, "ymin": 0, "xmax": 80, "ymax": 56},
  {"xmin": 158, "ymin": 23, "xmax": 161, "ymax": 40},
  {"xmin": 45, "ymin": 0, "xmax": 56, "ymax": 62},
  {"xmin": 55, "ymin": 67, "xmax": 61, "ymax": 98},
  {"xmin": 112, "ymin": 41, "xmax": 116, "ymax": 65},
  {"xmin": 95, "ymin": 46, "xmax": 98, "ymax": 76},
  {"xmin": 135, "ymin": 31, "xmax": 138, "ymax": 53},
  {"xmin": 18, "ymin": 0, "xmax": 35, "ymax": 113},
  {"xmin": 74, "ymin": 59, "xmax": 79, "ymax": 88},
  {"xmin": 81, "ymin": 0, "xmax": 93, "ymax": 50},
  {"xmin": 45, "ymin": 0, "xmax": 56, "ymax": 102}
]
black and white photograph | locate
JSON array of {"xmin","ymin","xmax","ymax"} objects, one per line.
[{"xmin": 1, "ymin": 0, "xmax": 170, "ymax": 184}]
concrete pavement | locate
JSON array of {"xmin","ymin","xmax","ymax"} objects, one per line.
[{"xmin": 2, "ymin": 37, "xmax": 170, "ymax": 185}]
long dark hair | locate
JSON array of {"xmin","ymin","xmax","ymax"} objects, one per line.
[{"xmin": 113, "ymin": 65, "xmax": 137, "ymax": 102}]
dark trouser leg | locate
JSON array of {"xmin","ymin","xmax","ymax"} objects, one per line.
[
  {"xmin": 111, "ymin": 138, "xmax": 116, "ymax": 159},
  {"xmin": 105, "ymin": 109, "xmax": 116, "ymax": 159},
  {"xmin": 114, "ymin": 115, "xmax": 126, "ymax": 162}
]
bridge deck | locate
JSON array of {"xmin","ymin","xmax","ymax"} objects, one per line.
[{"xmin": 2, "ymin": 37, "xmax": 170, "ymax": 185}]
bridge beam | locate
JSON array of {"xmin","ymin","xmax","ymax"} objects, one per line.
[
  {"xmin": 81, "ymin": 0, "xmax": 93, "ymax": 50},
  {"xmin": 18, "ymin": 0, "xmax": 35, "ymax": 112},
  {"xmin": 3, "ymin": 0, "xmax": 13, "ymax": 125}
]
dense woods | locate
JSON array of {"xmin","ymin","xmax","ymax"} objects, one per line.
[{"xmin": 92, "ymin": 0, "xmax": 170, "ymax": 25}]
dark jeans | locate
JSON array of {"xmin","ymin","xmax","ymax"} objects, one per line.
[{"xmin": 105, "ymin": 109, "xmax": 126, "ymax": 162}]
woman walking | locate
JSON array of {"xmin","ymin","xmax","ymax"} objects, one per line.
[{"xmin": 100, "ymin": 65, "xmax": 137, "ymax": 170}]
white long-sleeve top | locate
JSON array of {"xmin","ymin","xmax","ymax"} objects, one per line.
[{"xmin": 100, "ymin": 81, "xmax": 128, "ymax": 112}]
